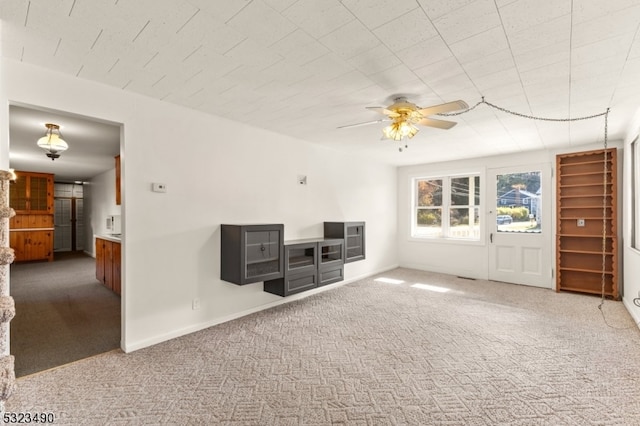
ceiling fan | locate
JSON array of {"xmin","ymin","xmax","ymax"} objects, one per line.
[{"xmin": 339, "ymin": 97, "xmax": 468, "ymax": 150}]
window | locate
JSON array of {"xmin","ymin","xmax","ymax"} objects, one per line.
[
  {"xmin": 495, "ymin": 171, "xmax": 541, "ymax": 233},
  {"xmin": 413, "ymin": 175, "xmax": 480, "ymax": 240}
]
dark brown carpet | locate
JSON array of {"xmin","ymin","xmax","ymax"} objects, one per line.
[{"xmin": 9, "ymin": 251, "xmax": 121, "ymax": 377}]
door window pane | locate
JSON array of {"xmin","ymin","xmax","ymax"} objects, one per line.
[{"xmin": 496, "ymin": 171, "xmax": 541, "ymax": 233}]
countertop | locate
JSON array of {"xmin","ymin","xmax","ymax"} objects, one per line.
[{"xmin": 96, "ymin": 234, "xmax": 122, "ymax": 243}]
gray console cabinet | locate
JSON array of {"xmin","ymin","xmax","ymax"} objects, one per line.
[
  {"xmin": 324, "ymin": 221, "xmax": 365, "ymax": 263},
  {"xmin": 221, "ymin": 224, "xmax": 284, "ymax": 285}
]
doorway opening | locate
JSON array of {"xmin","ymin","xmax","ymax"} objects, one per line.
[{"xmin": 8, "ymin": 103, "xmax": 123, "ymax": 377}]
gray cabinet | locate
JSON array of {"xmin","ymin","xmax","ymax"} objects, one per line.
[
  {"xmin": 221, "ymin": 224, "xmax": 284, "ymax": 285},
  {"xmin": 324, "ymin": 221, "xmax": 365, "ymax": 263},
  {"xmin": 264, "ymin": 240, "xmax": 319, "ymax": 297},
  {"xmin": 264, "ymin": 238, "xmax": 344, "ymax": 296},
  {"xmin": 319, "ymin": 238, "xmax": 344, "ymax": 286}
]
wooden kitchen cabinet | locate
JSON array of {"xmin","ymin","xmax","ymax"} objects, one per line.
[
  {"xmin": 9, "ymin": 171, "xmax": 55, "ymax": 262},
  {"xmin": 96, "ymin": 237, "xmax": 121, "ymax": 296},
  {"xmin": 9, "ymin": 230, "xmax": 53, "ymax": 262},
  {"xmin": 9, "ymin": 171, "xmax": 54, "ymax": 214}
]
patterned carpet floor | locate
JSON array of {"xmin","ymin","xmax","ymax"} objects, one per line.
[{"xmin": 5, "ymin": 268, "xmax": 640, "ymax": 425}]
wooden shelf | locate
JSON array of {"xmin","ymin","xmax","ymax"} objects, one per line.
[
  {"xmin": 559, "ymin": 194, "xmax": 611, "ymax": 199},
  {"xmin": 556, "ymin": 148, "xmax": 618, "ymax": 299},
  {"xmin": 559, "ymin": 183, "xmax": 612, "ymax": 189},
  {"xmin": 559, "ymin": 171, "xmax": 611, "ymax": 177},
  {"xmin": 559, "ymin": 267, "xmax": 613, "ymax": 274},
  {"xmin": 558, "ymin": 286, "xmax": 615, "ymax": 296},
  {"xmin": 559, "ymin": 249, "xmax": 613, "ymax": 255},
  {"xmin": 559, "ymin": 234, "xmax": 612, "ymax": 238}
]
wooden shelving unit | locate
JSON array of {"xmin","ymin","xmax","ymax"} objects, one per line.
[{"xmin": 556, "ymin": 148, "xmax": 618, "ymax": 298}]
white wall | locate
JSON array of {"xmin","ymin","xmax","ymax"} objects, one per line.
[
  {"xmin": 0, "ymin": 60, "xmax": 398, "ymax": 352},
  {"xmin": 84, "ymin": 168, "xmax": 121, "ymax": 256},
  {"xmin": 623, "ymin": 108, "xmax": 640, "ymax": 326},
  {"xmin": 397, "ymin": 142, "xmax": 623, "ymax": 282}
]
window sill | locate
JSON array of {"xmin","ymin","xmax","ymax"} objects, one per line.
[{"xmin": 408, "ymin": 236, "xmax": 485, "ymax": 246}]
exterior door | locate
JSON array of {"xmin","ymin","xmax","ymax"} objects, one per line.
[{"xmin": 488, "ymin": 165, "xmax": 552, "ymax": 288}]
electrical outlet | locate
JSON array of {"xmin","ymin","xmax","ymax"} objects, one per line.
[
  {"xmin": 577, "ymin": 219, "xmax": 586, "ymax": 227},
  {"xmin": 192, "ymin": 298, "xmax": 200, "ymax": 310}
]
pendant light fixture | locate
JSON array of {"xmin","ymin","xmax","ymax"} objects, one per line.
[{"xmin": 37, "ymin": 123, "xmax": 68, "ymax": 160}]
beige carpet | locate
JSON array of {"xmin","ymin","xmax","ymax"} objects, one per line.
[{"xmin": 5, "ymin": 268, "xmax": 640, "ymax": 425}]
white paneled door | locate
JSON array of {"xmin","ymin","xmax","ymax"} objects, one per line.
[{"xmin": 488, "ymin": 165, "xmax": 552, "ymax": 289}]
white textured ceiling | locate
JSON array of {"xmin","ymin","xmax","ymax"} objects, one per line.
[{"xmin": 2, "ymin": 0, "xmax": 640, "ymax": 177}]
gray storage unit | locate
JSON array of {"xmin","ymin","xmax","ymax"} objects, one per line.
[{"xmin": 221, "ymin": 224, "xmax": 284, "ymax": 285}]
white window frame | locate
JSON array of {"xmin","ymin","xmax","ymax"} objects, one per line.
[
  {"xmin": 633, "ymin": 137, "xmax": 640, "ymax": 249},
  {"xmin": 411, "ymin": 173, "xmax": 481, "ymax": 242}
]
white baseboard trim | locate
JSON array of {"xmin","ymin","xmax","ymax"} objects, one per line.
[
  {"xmin": 122, "ymin": 263, "xmax": 400, "ymax": 353},
  {"xmin": 398, "ymin": 262, "xmax": 487, "ymax": 280}
]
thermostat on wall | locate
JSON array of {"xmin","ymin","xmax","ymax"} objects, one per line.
[{"xmin": 152, "ymin": 182, "xmax": 167, "ymax": 193}]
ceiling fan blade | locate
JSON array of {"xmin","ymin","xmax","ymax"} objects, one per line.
[
  {"xmin": 337, "ymin": 118, "xmax": 388, "ymax": 129},
  {"xmin": 416, "ymin": 117, "xmax": 458, "ymax": 130},
  {"xmin": 418, "ymin": 100, "xmax": 468, "ymax": 116},
  {"xmin": 365, "ymin": 106, "xmax": 395, "ymax": 115}
]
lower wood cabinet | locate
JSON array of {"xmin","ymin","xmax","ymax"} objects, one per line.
[
  {"xmin": 96, "ymin": 237, "xmax": 121, "ymax": 296},
  {"xmin": 9, "ymin": 213, "xmax": 54, "ymax": 262},
  {"xmin": 9, "ymin": 230, "xmax": 53, "ymax": 262}
]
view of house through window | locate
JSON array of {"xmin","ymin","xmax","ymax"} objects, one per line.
[
  {"xmin": 496, "ymin": 171, "xmax": 541, "ymax": 233},
  {"xmin": 413, "ymin": 175, "xmax": 480, "ymax": 240}
]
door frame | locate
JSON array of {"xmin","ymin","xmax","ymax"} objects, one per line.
[{"xmin": 487, "ymin": 163, "xmax": 553, "ymax": 288}]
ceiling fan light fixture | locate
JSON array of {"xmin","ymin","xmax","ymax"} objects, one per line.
[
  {"xmin": 37, "ymin": 123, "xmax": 68, "ymax": 161},
  {"xmin": 382, "ymin": 120, "xmax": 419, "ymax": 141}
]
